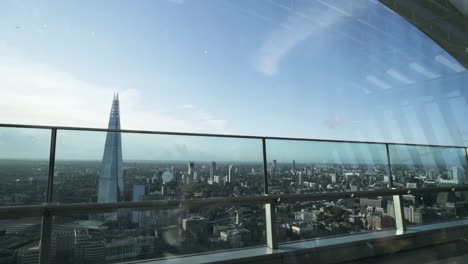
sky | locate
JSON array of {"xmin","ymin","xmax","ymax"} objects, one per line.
[{"xmin": 1, "ymin": 0, "xmax": 468, "ymax": 161}]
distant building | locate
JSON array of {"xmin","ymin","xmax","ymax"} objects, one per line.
[
  {"xmin": 132, "ymin": 185, "xmax": 146, "ymax": 224},
  {"xmin": 182, "ymin": 216, "xmax": 208, "ymax": 241},
  {"xmin": 403, "ymin": 206, "xmax": 422, "ymax": 224},
  {"xmin": 51, "ymin": 231, "xmax": 75, "ymax": 263},
  {"xmin": 214, "ymin": 175, "xmax": 223, "ymax": 184},
  {"xmin": 210, "ymin": 161, "xmax": 216, "ymax": 182},
  {"xmin": 98, "ymin": 94, "xmax": 124, "ymax": 204},
  {"xmin": 219, "ymin": 228, "xmax": 251, "ymax": 247},
  {"xmin": 228, "ymin": 164, "xmax": 234, "ymax": 183},
  {"xmin": 17, "ymin": 244, "xmax": 39, "ymax": 264},
  {"xmin": 360, "ymin": 198, "xmax": 382, "ymax": 208},
  {"xmin": 294, "ymin": 209, "xmax": 317, "ymax": 223},
  {"xmin": 74, "ymin": 229, "xmax": 105, "ymax": 264},
  {"xmin": 188, "ymin": 161, "xmax": 195, "ymax": 176},
  {"xmin": 213, "ymin": 224, "xmax": 236, "ymax": 237},
  {"xmin": 440, "ymin": 166, "xmax": 466, "ymax": 185},
  {"xmin": 105, "ymin": 236, "xmax": 155, "ymax": 262},
  {"xmin": 298, "ymin": 172, "xmax": 303, "ymax": 185},
  {"xmin": 331, "ymin": 173, "xmax": 337, "ymax": 183}
]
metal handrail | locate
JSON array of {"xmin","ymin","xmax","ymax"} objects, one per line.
[
  {"xmin": 1, "ymin": 186, "xmax": 467, "ymax": 217},
  {"xmin": 2, "ymin": 123, "xmax": 468, "ymax": 263},
  {"xmin": 0, "ymin": 123, "xmax": 467, "ymax": 148}
]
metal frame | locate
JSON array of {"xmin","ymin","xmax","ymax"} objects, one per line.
[
  {"xmin": 39, "ymin": 128, "xmax": 57, "ymax": 264},
  {"xmin": 1, "ymin": 186, "xmax": 467, "ymax": 217},
  {"xmin": 2, "ymin": 123, "xmax": 468, "ymax": 262},
  {"xmin": 1, "ymin": 123, "xmax": 467, "ymax": 148}
]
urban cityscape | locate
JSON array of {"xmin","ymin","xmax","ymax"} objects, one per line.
[{"xmin": 1, "ymin": 96, "xmax": 468, "ymax": 264}]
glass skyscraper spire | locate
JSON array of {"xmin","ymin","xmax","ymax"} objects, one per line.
[{"xmin": 98, "ymin": 94, "xmax": 124, "ymax": 203}]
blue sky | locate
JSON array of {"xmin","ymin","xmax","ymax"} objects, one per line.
[{"xmin": 1, "ymin": 0, "xmax": 468, "ymax": 160}]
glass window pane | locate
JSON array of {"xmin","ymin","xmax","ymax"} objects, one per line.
[
  {"xmin": 50, "ymin": 206, "xmax": 265, "ymax": 263},
  {"xmin": 0, "ymin": 217, "xmax": 42, "ymax": 263},
  {"xmin": 266, "ymin": 140, "xmax": 390, "ymax": 195},
  {"xmin": 389, "ymin": 145, "xmax": 468, "ymax": 188},
  {"xmin": 400, "ymin": 191, "xmax": 468, "ymax": 226},
  {"xmin": 277, "ymin": 196, "xmax": 395, "ymax": 243},
  {"xmin": 53, "ymin": 130, "xmax": 264, "ymax": 203},
  {"xmin": 0, "ymin": 127, "xmax": 50, "ymax": 206}
]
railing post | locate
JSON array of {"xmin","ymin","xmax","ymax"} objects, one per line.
[
  {"xmin": 262, "ymin": 138, "xmax": 278, "ymax": 249},
  {"xmin": 385, "ymin": 144, "xmax": 394, "ymax": 188},
  {"xmin": 262, "ymin": 138, "xmax": 269, "ymax": 195},
  {"xmin": 392, "ymin": 194, "xmax": 407, "ymax": 232},
  {"xmin": 265, "ymin": 202, "xmax": 278, "ymax": 249},
  {"xmin": 40, "ymin": 210, "xmax": 53, "ymax": 264},
  {"xmin": 40, "ymin": 128, "xmax": 57, "ymax": 264},
  {"xmin": 386, "ymin": 144, "xmax": 406, "ymax": 232}
]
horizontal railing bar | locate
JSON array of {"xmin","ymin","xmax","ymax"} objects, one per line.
[
  {"xmin": 1, "ymin": 186, "xmax": 467, "ymax": 217},
  {"xmin": 0, "ymin": 123, "xmax": 263, "ymax": 140},
  {"xmin": 278, "ymin": 186, "xmax": 468, "ymax": 203},
  {"xmin": 0, "ymin": 123, "xmax": 467, "ymax": 149},
  {"xmin": 0, "ymin": 205, "xmax": 45, "ymax": 217}
]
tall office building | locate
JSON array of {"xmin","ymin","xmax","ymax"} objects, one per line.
[
  {"xmin": 188, "ymin": 161, "xmax": 194, "ymax": 174},
  {"xmin": 228, "ymin": 164, "xmax": 233, "ymax": 183},
  {"xmin": 272, "ymin": 160, "xmax": 277, "ymax": 176},
  {"xmin": 292, "ymin": 160, "xmax": 296, "ymax": 174},
  {"xmin": 132, "ymin": 185, "xmax": 146, "ymax": 224},
  {"xmin": 98, "ymin": 95, "xmax": 124, "ymax": 203},
  {"xmin": 210, "ymin": 161, "xmax": 216, "ymax": 182}
]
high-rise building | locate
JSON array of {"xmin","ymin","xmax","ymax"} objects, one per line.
[
  {"xmin": 17, "ymin": 244, "xmax": 40, "ymax": 264},
  {"xmin": 74, "ymin": 229, "xmax": 105, "ymax": 264},
  {"xmin": 228, "ymin": 164, "xmax": 233, "ymax": 183},
  {"xmin": 188, "ymin": 161, "xmax": 195, "ymax": 175},
  {"xmin": 331, "ymin": 173, "xmax": 337, "ymax": 183},
  {"xmin": 132, "ymin": 185, "xmax": 146, "ymax": 224},
  {"xmin": 292, "ymin": 160, "xmax": 296, "ymax": 174},
  {"xmin": 182, "ymin": 216, "xmax": 209, "ymax": 241},
  {"xmin": 98, "ymin": 95, "xmax": 124, "ymax": 203},
  {"xmin": 210, "ymin": 161, "xmax": 216, "ymax": 182}
]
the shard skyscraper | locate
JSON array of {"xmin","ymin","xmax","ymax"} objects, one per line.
[{"xmin": 98, "ymin": 94, "xmax": 124, "ymax": 203}]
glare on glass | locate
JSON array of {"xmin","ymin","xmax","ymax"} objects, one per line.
[
  {"xmin": 266, "ymin": 139, "xmax": 390, "ymax": 195},
  {"xmin": 389, "ymin": 145, "xmax": 468, "ymax": 189}
]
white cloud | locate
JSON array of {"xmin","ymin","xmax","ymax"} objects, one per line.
[
  {"xmin": 254, "ymin": 1, "xmax": 364, "ymax": 76},
  {"xmin": 0, "ymin": 47, "xmax": 232, "ymax": 135},
  {"xmin": 386, "ymin": 68, "xmax": 414, "ymax": 85},
  {"xmin": 409, "ymin": 62, "xmax": 440, "ymax": 79},
  {"xmin": 366, "ymin": 75, "xmax": 392, "ymax": 90}
]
